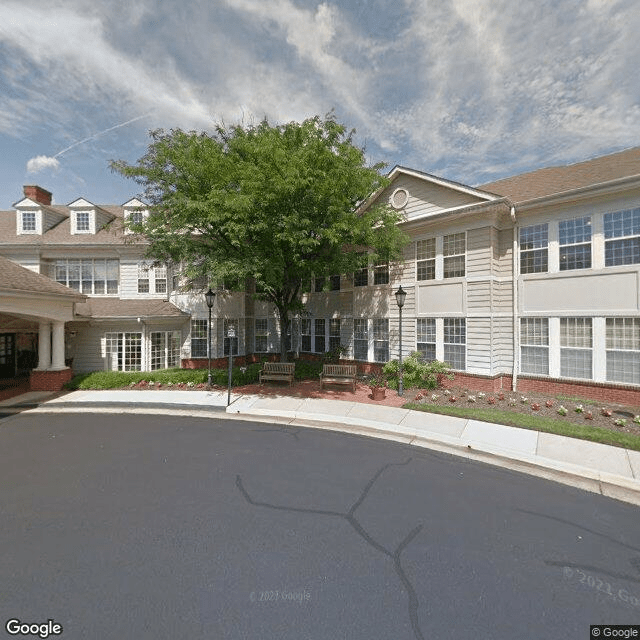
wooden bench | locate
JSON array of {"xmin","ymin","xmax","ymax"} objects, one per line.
[
  {"xmin": 259, "ymin": 362, "xmax": 295, "ymax": 386},
  {"xmin": 319, "ymin": 364, "xmax": 357, "ymax": 392}
]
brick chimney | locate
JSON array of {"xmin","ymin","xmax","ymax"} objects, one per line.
[{"xmin": 23, "ymin": 185, "xmax": 52, "ymax": 206}]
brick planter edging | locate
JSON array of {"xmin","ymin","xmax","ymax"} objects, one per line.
[{"xmin": 30, "ymin": 368, "xmax": 73, "ymax": 392}]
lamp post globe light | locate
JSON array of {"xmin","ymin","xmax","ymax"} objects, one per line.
[
  {"xmin": 205, "ymin": 288, "xmax": 215, "ymax": 386},
  {"xmin": 395, "ymin": 285, "xmax": 406, "ymax": 397}
]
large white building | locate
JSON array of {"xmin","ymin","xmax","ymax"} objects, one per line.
[{"xmin": 1, "ymin": 148, "xmax": 639, "ymax": 402}]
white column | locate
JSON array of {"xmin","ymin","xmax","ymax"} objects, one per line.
[
  {"xmin": 51, "ymin": 321, "xmax": 66, "ymax": 370},
  {"xmin": 37, "ymin": 322, "xmax": 51, "ymax": 370}
]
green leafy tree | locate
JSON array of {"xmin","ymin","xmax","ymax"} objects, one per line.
[{"xmin": 112, "ymin": 115, "xmax": 409, "ymax": 360}]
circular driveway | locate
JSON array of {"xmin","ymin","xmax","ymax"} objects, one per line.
[{"xmin": 1, "ymin": 412, "xmax": 639, "ymax": 639}]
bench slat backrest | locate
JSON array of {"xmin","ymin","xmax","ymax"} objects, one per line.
[
  {"xmin": 263, "ymin": 362, "xmax": 295, "ymax": 373},
  {"xmin": 322, "ymin": 364, "xmax": 357, "ymax": 376}
]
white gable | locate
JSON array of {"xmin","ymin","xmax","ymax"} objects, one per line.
[
  {"xmin": 122, "ymin": 198, "xmax": 146, "ymax": 208},
  {"xmin": 13, "ymin": 197, "xmax": 41, "ymax": 208},
  {"xmin": 370, "ymin": 167, "xmax": 499, "ymax": 223},
  {"xmin": 68, "ymin": 198, "xmax": 95, "ymax": 208}
]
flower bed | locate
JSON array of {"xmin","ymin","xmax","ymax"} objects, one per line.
[{"xmin": 415, "ymin": 386, "xmax": 640, "ymax": 437}]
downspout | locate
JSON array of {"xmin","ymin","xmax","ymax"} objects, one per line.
[{"xmin": 510, "ymin": 204, "xmax": 518, "ymax": 392}]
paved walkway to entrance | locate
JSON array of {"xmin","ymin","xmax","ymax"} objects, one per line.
[{"xmin": 6, "ymin": 387, "xmax": 638, "ymax": 507}]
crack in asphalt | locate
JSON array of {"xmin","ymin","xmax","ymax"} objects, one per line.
[
  {"xmin": 236, "ymin": 457, "xmax": 425, "ymax": 640},
  {"xmin": 252, "ymin": 426, "xmax": 302, "ymax": 440}
]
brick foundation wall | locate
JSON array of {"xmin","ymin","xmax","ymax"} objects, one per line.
[
  {"xmin": 30, "ymin": 368, "xmax": 73, "ymax": 392},
  {"xmin": 441, "ymin": 371, "xmax": 640, "ymax": 405}
]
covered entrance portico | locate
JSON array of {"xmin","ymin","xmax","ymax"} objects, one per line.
[{"xmin": 0, "ymin": 257, "xmax": 85, "ymax": 391}]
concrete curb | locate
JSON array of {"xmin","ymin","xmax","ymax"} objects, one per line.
[{"xmin": 19, "ymin": 389, "xmax": 640, "ymax": 508}]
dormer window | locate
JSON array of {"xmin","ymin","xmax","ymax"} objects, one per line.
[
  {"xmin": 75, "ymin": 211, "xmax": 91, "ymax": 233},
  {"xmin": 21, "ymin": 211, "xmax": 37, "ymax": 233},
  {"xmin": 130, "ymin": 210, "xmax": 144, "ymax": 226}
]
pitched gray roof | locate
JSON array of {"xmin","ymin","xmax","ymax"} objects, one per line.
[
  {"xmin": 0, "ymin": 206, "xmax": 142, "ymax": 246},
  {"xmin": 75, "ymin": 298, "xmax": 189, "ymax": 320},
  {"xmin": 478, "ymin": 147, "xmax": 640, "ymax": 203},
  {"xmin": 0, "ymin": 255, "xmax": 86, "ymax": 299}
]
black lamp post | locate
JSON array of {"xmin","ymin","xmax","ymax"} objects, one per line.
[
  {"xmin": 205, "ymin": 288, "xmax": 215, "ymax": 386},
  {"xmin": 395, "ymin": 285, "xmax": 406, "ymax": 396}
]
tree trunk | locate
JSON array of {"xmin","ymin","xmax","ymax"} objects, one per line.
[{"xmin": 279, "ymin": 309, "xmax": 290, "ymax": 363}]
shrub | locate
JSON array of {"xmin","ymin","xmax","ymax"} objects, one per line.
[
  {"xmin": 293, "ymin": 360, "xmax": 323, "ymax": 381},
  {"xmin": 382, "ymin": 353, "xmax": 452, "ymax": 391}
]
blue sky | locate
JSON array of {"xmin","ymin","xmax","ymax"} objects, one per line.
[{"xmin": 0, "ymin": 0, "xmax": 639, "ymax": 208}]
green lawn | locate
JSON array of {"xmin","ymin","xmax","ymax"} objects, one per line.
[{"xmin": 403, "ymin": 402, "xmax": 640, "ymax": 451}]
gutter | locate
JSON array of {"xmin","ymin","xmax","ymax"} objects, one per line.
[{"xmin": 510, "ymin": 204, "xmax": 518, "ymax": 392}]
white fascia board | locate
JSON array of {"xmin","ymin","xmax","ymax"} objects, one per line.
[
  {"xmin": 67, "ymin": 197, "xmax": 95, "ymax": 208},
  {"xmin": 122, "ymin": 198, "xmax": 147, "ymax": 208},
  {"xmin": 387, "ymin": 165, "xmax": 501, "ymax": 202},
  {"xmin": 13, "ymin": 197, "xmax": 40, "ymax": 208}
]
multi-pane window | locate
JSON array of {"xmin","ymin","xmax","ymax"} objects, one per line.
[
  {"xmin": 314, "ymin": 319, "xmax": 326, "ymax": 353},
  {"xmin": 443, "ymin": 318, "xmax": 466, "ymax": 370},
  {"xmin": 300, "ymin": 319, "xmax": 312, "ymax": 352},
  {"xmin": 559, "ymin": 216, "xmax": 591, "ymax": 270},
  {"xmin": 416, "ymin": 239, "xmax": 436, "ymax": 281},
  {"xmin": 255, "ymin": 318, "xmax": 268, "ymax": 353},
  {"xmin": 354, "ymin": 318, "xmax": 369, "ymax": 361},
  {"xmin": 604, "ymin": 208, "xmax": 640, "ymax": 266},
  {"xmin": 606, "ymin": 318, "xmax": 640, "ymax": 384},
  {"xmin": 354, "ymin": 267, "xmax": 368, "ymax": 287},
  {"xmin": 416, "ymin": 318, "xmax": 436, "ymax": 361},
  {"xmin": 75, "ymin": 211, "xmax": 90, "ymax": 232},
  {"xmin": 329, "ymin": 275, "xmax": 341, "ymax": 291},
  {"xmin": 314, "ymin": 277, "xmax": 325, "ymax": 293},
  {"xmin": 190, "ymin": 319, "xmax": 208, "ymax": 358},
  {"xmin": 373, "ymin": 319, "xmax": 389, "ymax": 363},
  {"xmin": 150, "ymin": 331, "xmax": 181, "ymax": 370},
  {"xmin": 130, "ymin": 210, "xmax": 144, "ymax": 226},
  {"xmin": 137, "ymin": 262, "xmax": 150, "ymax": 293},
  {"xmin": 105, "ymin": 332, "xmax": 142, "ymax": 371},
  {"xmin": 520, "ymin": 224, "xmax": 548, "ymax": 274},
  {"xmin": 56, "ymin": 259, "xmax": 118, "ymax": 294},
  {"xmin": 443, "ymin": 233, "xmax": 465, "ymax": 278},
  {"xmin": 560, "ymin": 318, "xmax": 592, "ymax": 379},
  {"xmin": 520, "ymin": 318, "xmax": 549, "ymax": 375},
  {"xmin": 154, "ymin": 265, "xmax": 167, "ymax": 294},
  {"xmin": 329, "ymin": 319, "xmax": 341, "ymax": 351},
  {"xmin": 21, "ymin": 211, "xmax": 36, "ymax": 232},
  {"xmin": 223, "ymin": 319, "xmax": 239, "ymax": 356},
  {"xmin": 373, "ymin": 264, "xmax": 389, "ymax": 285}
]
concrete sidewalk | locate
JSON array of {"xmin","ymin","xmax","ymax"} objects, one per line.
[{"xmin": 16, "ymin": 389, "xmax": 640, "ymax": 507}]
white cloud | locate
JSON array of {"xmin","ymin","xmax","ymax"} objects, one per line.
[{"xmin": 26, "ymin": 155, "xmax": 60, "ymax": 173}]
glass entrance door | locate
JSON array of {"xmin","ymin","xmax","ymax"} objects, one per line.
[{"xmin": 0, "ymin": 334, "xmax": 16, "ymax": 378}]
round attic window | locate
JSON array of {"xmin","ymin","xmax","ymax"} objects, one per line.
[{"xmin": 391, "ymin": 188, "xmax": 409, "ymax": 210}]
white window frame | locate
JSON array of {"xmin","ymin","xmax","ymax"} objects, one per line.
[
  {"xmin": 443, "ymin": 318, "xmax": 466, "ymax": 370},
  {"xmin": 443, "ymin": 233, "xmax": 466, "ymax": 278},
  {"xmin": 190, "ymin": 319, "xmax": 209, "ymax": 358},
  {"xmin": 73, "ymin": 210, "xmax": 92, "ymax": 234},
  {"xmin": 604, "ymin": 208, "xmax": 640, "ymax": 267},
  {"xmin": 606, "ymin": 318, "xmax": 640, "ymax": 384},
  {"xmin": 20, "ymin": 211, "xmax": 38, "ymax": 234},
  {"xmin": 416, "ymin": 238, "xmax": 436, "ymax": 281},
  {"xmin": 520, "ymin": 223, "xmax": 548, "ymax": 274},
  {"xmin": 105, "ymin": 332, "xmax": 142, "ymax": 371},
  {"xmin": 520, "ymin": 318, "xmax": 549, "ymax": 375},
  {"xmin": 373, "ymin": 318, "xmax": 389, "ymax": 363},
  {"xmin": 255, "ymin": 318, "xmax": 269, "ymax": 353},
  {"xmin": 560, "ymin": 318, "xmax": 592, "ymax": 379},
  {"xmin": 150, "ymin": 330, "xmax": 181, "ymax": 370},
  {"xmin": 559, "ymin": 216, "xmax": 592, "ymax": 271},
  {"xmin": 353, "ymin": 318, "xmax": 369, "ymax": 361},
  {"xmin": 416, "ymin": 318, "xmax": 436, "ymax": 361},
  {"xmin": 56, "ymin": 258, "xmax": 119, "ymax": 295},
  {"xmin": 300, "ymin": 319, "xmax": 312, "ymax": 353}
]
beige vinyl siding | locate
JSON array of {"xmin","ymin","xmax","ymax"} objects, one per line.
[
  {"xmin": 391, "ymin": 284, "xmax": 415, "ymax": 360},
  {"xmin": 385, "ymin": 175, "xmax": 482, "ymax": 221},
  {"xmin": 492, "ymin": 316, "xmax": 514, "ymax": 373},
  {"xmin": 466, "ymin": 317, "xmax": 492, "ymax": 374}
]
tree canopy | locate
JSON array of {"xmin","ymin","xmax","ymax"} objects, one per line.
[{"xmin": 112, "ymin": 114, "xmax": 409, "ymax": 359}]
